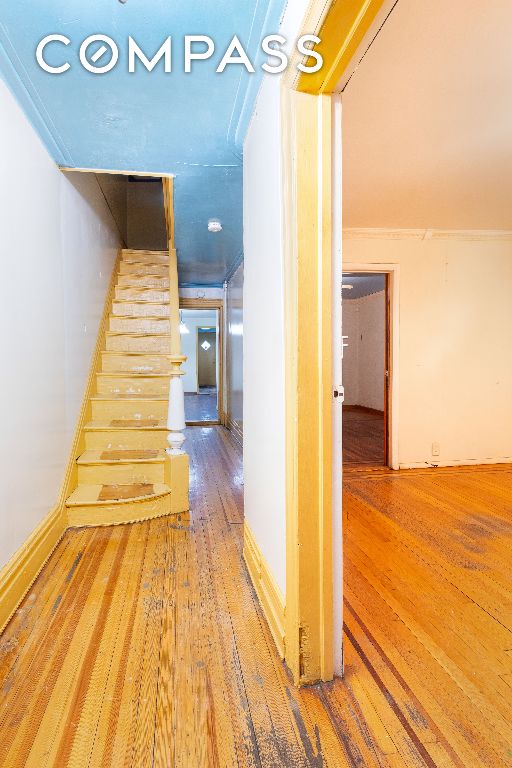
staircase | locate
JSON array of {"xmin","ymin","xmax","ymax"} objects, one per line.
[{"xmin": 65, "ymin": 248, "xmax": 188, "ymax": 527}]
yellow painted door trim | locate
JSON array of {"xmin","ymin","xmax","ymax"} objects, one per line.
[
  {"xmin": 296, "ymin": 0, "xmax": 388, "ymax": 94},
  {"xmin": 282, "ymin": 90, "xmax": 334, "ymax": 684},
  {"xmin": 279, "ymin": 0, "xmax": 387, "ymax": 684},
  {"xmin": 179, "ymin": 298, "xmax": 226, "ymax": 425}
]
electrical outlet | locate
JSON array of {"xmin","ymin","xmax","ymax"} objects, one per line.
[{"xmin": 432, "ymin": 442, "xmax": 440, "ymax": 457}]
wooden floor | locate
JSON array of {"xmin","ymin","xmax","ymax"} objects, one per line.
[
  {"xmin": 343, "ymin": 407, "xmax": 385, "ymax": 467},
  {"xmin": 184, "ymin": 392, "xmax": 218, "ymax": 422},
  {"xmin": 1, "ymin": 429, "xmax": 511, "ymax": 766}
]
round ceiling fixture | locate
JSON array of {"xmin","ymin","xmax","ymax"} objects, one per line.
[{"xmin": 208, "ymin": 219, "xmax": 222, "ymax": 233}]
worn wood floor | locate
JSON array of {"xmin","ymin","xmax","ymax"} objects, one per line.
[
  {"xmin": 343, "ymin": 407, "xmax": 385, "ymax": 467},
  {"xmin": 184, "ymin": 393, "xmax": 219, "ymax": 423},
  {"xmin": 0, "ymin": 428, "xmax": 511, "ymax": 766}
]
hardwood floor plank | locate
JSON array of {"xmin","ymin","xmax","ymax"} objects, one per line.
[
  {"xmin": 0, "ymin": 530, "xmax": 84, "ymax": 692},
  {"xmin": 343, "ymin": 407, "xmax": 385, "ymax": 467},
  {"xmin": 0, "ymin": 427, "xmax": 511, "ymax": 766},
  {"xmin": 1, "ymin": 529, "xmax": 114, "ymax": 767}
]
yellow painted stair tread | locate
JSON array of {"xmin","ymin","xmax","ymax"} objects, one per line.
[
  {"xmin": 84, "ymin": 420, "xmax": 168, "ymax": 430},
  {"xmin": 90, "ymin": 394, "xmax": 167, "ymax": 400},
  {"xmin": 114, "ymin": 296, "xmax": 170, "ymax": 303},
  {"xmin": 112, "ymin": 302, "xmax": 170, "ymax": 309},
  {"xmin": 105, "ymin": 331, "xmax": 171, "ymax": 338},
  {"xmin": 109, "ymin": 313, "xmax": 170, "ymax": 320},
  {"xmin": 77, "ymin": 449, "xmax": 166, "ymax": 465},
  {"xmin": 65, "ymin": 483, "xmax": 171, "ymax": 507},
  {"xmin": 118, "ymin": 278, "xmax": 170, "ymax": 286},
  {"xmin": 102, "ymin": 351, "xmax": 171, "ymax": 356},
  {"xmin": 97, "ymin": 371, "xmax": 171, "ymax": 378}
]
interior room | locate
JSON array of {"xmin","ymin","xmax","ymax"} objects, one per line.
[
  {"xmin": 342, "ymin": 273, "xmax": 387, "ymax": 467},
  {"xmin": 339, "ymin": 0, "xmax": 512, "ymax": 763}
]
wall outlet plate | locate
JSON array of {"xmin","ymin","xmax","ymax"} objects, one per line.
[{"xmin": 432, "ymin": 442, "xmax": 441, "ymax": 457}]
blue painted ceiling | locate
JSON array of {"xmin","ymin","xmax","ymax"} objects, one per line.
[{"xmin": 0, "ymin": 0, "xmax": 286, "ymax": 285}]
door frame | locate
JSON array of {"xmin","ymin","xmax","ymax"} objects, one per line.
[
  {"xmin": 342, "ymin": 263, "xmax": 400, "ymax": 470},
  {"xmin": 279, "ymin": 0, "xmax": 390, "ymax": 685},
  {"xmin": 179, "ymin": 298, "xmax": 225, "ymax": 427},
  {"xmin": 196, "ymin": 325, "xmax": 217, "ymax": 391}
]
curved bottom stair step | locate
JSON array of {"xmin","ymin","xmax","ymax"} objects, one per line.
[{"xmin": 65, "ymin": 482, "xmax": 173, "ymax": 527}]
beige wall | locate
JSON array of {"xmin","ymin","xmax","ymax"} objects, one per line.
[
  {"xmin": 343, "ymin": 291, "xmax": 386, "ymax": 410},
  {"xmin": 344, "ymin": 231, "xmax": 512, "ymax": 468},
  {"xmin": 226, "ymin": 262, "xmax": 243, "ymax": 440}
]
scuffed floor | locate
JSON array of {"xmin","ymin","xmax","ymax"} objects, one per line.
[{"xmin": 0, "ymin": 428, "xmax": 511, "ymax": 766}]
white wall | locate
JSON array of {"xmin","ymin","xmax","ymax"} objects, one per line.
[
  {"xmin": 243, "ymin": 0, "xmax": 311, "ymax": 596},
  {"xmin": 180, "ymin": 310, "xmax": 218, "ymax": 393},
  {"xmin": 345, "ymin": 232, "xmax": 512, "ymax": 467},
  {"xmin": 343, "ymin": 292, "xmax": 386, "ymax": 410},
  {"xmin": 0, "ymin": 78, "xmax": 121, "ymax": 570}
]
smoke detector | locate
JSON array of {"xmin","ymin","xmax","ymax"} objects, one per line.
[{"xmin": 208, "ymin": 219, "xmax": 222, "ymax": 233}]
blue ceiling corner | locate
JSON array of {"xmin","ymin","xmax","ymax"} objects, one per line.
[{"xmin": 0, "ymin": 1, "xmax": 288, "ymax": 285}]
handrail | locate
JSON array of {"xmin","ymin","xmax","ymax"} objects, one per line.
[
  {"xmin": 162, "ymin": 176, "xmax": 187, "ymax": 456},
  {"xmin": 162, "ymin": 176, "xmax": 175, "ymax": 250}
]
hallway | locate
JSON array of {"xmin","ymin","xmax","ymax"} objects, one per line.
[
  {"xmin": 184, "ymin": 392, "xmax": 219, "ymax": 423},
  {"xmin": 0, "ymin": 429, "xmax": 511, "ymax": 766}
]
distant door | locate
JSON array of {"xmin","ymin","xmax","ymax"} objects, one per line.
[{"xmin": 197, "ymin": 329, "xmax": 217, "ymax": 388}]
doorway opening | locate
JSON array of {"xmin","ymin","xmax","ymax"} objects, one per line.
[
  {"xmin": 180, "ymin": 306, "xmax": 223, "ymax": 425},
  {"xmin": 342, "ymin": 272, "xmax": 390, "ymax": 468}
]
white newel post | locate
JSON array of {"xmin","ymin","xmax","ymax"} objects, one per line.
[{"xmin": 167, "ymin": 355, "xmax": 187, "ymax": 455}]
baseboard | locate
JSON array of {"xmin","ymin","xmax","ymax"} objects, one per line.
[
  {"xmin": 243, "ymin": 521, "xmax": 285, "ymax": 659},
  {"xmin": 400, "ymin": 456, "xmax": 512, "ymax": 470},
  {"xmin": 344, "ymin": 404, "xmax": 384, "ymax": 416},
  {"xmin": 0, "ymin": 505, "xmax": 66, "ymax": 634}
]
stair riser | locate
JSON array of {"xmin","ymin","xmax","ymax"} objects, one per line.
[
  {"xmin": 78, "ymin": 462, "xmax": 165, "ymax": 485},
  {"xmin": 97, "ymin": 376, "xmax": 170, "ymax": 396},
  {"xmin": 105, "ymin": 335, "xmax": 171, "ymax": 354},
  {"xmin": 122, "ymin": 251, "xmax": 168, "ymax": 265},
  {"xmin": 115, "ymin": 287, "xmax": 170, "ymax": 302},
  {"xmin": 118, "ymin": 276, "xmax": 170, "ymax": 289},
  {"xmin": 112, "ymin": 302, "xmax": 169, "ymax": 318},
  {"xmin": 119, "ymin": 263, "xmax": 168, "ymax": 277},
  {"xmin": 67, "ymin": 493, "xmax": 172, "ymax": 527},
  {"xmin": 85, "ymin": 430, "xmax": 168, "ymax": 450},
  {"xmin": 101, "ymin": 353, "xmax": 172, "ymax": 374},
  {"xmin": 92, "ymin": 400, "xmax": 168, "ymax": 420},
  {"xmin": 109, "ymin": 317, "xmax": 171, "ymax": 334}
]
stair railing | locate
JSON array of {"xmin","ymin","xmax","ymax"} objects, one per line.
[{"xmin": 162, "ymin": 177, "xmax": 187, "ymax": 456}]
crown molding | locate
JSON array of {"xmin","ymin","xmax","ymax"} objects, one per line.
[{"xmin": 343, "ymin": 227, "xmax": 512, "ymax": 242}]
